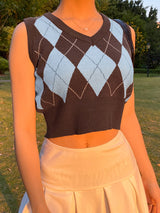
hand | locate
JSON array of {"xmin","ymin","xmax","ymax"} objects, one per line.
[
  {"xmin": 142, "ymin": 178, "xmax": 160, "ymax": 213},
  {"xmin": 32, "ymin": 202, "xmax": 51, "ymax": 213}
]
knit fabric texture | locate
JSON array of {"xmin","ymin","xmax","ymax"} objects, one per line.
[{"xmin": 23, "ymin": 12, "xmax": 134, "ymax": 138}]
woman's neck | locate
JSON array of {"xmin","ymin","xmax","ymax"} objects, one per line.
[{"xmin": 54, "ymin": 0, "xmax": 99, "ymax": 20}]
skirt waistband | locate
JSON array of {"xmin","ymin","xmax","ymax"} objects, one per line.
[{"xmin": 39, "ymin": 130, "xmax": 138, "ymax": 191}]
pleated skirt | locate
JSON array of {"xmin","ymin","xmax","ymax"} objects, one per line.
[{"xmin": 18, "ymin": 130, "xmax": 149, "ymax": 213}]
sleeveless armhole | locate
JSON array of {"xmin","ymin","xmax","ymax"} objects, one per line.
[
  {"xmin": 124, "ymin": 23, "xmax": 135, "ymax": 103},
  {"xmin": 125, "ymin": 24, "xmax": 135, "ymax": 103},
  {"xmin": 23, "ymin": 17, "xmax": 39, "ymax": 69},
  {"xmin": 114, "ymin": 19, "xmax": 135, "ymax": 104}
]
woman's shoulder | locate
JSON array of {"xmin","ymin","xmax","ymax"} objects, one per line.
[
  {"xmin": 12, "ymin": 22, "xmax": 27, "ymax": 42},
  {"xmin": 12, "ymin": 15, "xmax": 38, "ymax": 37},
  {"xmin": 11, "ymin": 14, "xmax": 44, "ymax": 68},
  {"xmin": 12, "ymin": 13, "xmax": 44, "ymax": 44},
  {"xmin": 15, "ymin": 13, "xmax": 45, "ymax": 33}
]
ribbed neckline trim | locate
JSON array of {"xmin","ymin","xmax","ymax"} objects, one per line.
[{"xmin": 44, "ymin": 12, "xmax": 110, "ymax": 45}]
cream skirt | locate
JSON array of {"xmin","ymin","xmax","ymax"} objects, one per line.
[{"xmin": 18, "ymin": 130, "xmax": 149, "ymax": 213}]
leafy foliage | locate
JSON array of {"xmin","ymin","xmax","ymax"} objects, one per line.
[
  {"xmin": 0, "ymin": 57, "xmax": 9, "ymax": 74},
  {"xmin": 0, "ymin": 0, "xmax": 160, "ymax": 68},
  {"xmin": 0, "ymin": 26, "xmax": 14, "ymax": 57},
  {"xmin": 105, "ymin": 0, "xmax": 160, "ymax": 68}
]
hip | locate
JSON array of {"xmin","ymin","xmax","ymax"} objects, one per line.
[{"xmin": 39, "ymin": 130, "xmax": 139, "ymax": 191}]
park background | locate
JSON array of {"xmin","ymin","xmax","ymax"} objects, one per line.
[{"xmin": 0, "ymin": 0, "xmax": 160, "ymax": 212}]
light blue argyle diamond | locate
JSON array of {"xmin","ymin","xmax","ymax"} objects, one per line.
[
  {"xmin": 98, "ymin": 53, "xmax": 116, "ymax": 80},
  {"xmin": 78, "ymin": 45, "xmax": 116, "ymax": 96},
  {"xmin": 109, "ymin": 18, "xmax": 123, "ymax": 44},
  {"xmin": 34, "ymin": 16, "xmax": 62, "ymax": 46},
  {"xmin": 35, "ymin": 69, "xmax": 44, "ymax": 110},
  {"xmin": 77, "ymin": 46, "xmax": 102, "ymax": 81},
  {"xmin": 88, "ymin": 67, "xmax": 106, "ymax": 96},
  {"xmin": 118, "ymin": 46, "xmax": 134, "ymax": 98},
  {"xmin": 43, "ymin": 48, "xmax": 75, "ymax": 102}
]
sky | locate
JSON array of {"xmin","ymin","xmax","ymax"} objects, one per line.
[{"xmin": 142, "ymin": 0, "xmax": 160, "ymax": 21}]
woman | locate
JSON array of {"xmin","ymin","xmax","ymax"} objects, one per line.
[{"xmin": 9, "ymin": 0, "xmax": 160, "ymax": 212}]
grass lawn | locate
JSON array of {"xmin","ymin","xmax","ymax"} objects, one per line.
[
  {"xmin": 0, "ymin": 71, "xmax": 10, "ymax": 80},
  {"xmin": 0, "ymin": 74, "xmax": 160, "ymax": 212}
]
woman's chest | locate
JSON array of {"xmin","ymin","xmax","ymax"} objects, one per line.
[{"xmin": 36, "ymin": 30, "xmax": 133, "ymax": 108}]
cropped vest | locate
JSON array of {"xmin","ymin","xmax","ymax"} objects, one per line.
[{"xmin": 23, "ymin": 12, "xmax": 134, "ymax": 138}]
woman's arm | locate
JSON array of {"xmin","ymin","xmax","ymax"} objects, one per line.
[
  {"xmin": 9, "ymin": 22, "xmax": 50, "ymax": 213},
  {"xmin": 120, "ymin": 26, "xmax": 160, "ymax": 209},
  {"xmin": 121, "ymin": 87, "xmax": 158, "ymax": 183},
  {"xmin": 121, "ymin": 26, "xmax": 158, "ymax": 183}
]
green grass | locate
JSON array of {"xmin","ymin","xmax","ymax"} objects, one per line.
[
  {"xmin": 0, "ymin": 74, "xmax": 160, "ymax": 212},
  {"xmin": 0, "ymin": 71, "xmax": 10, "ymax": 80},
  {"xmin": 0, "ymin": 82, "xmax": 46, "ymax": 212},
  {"xmin": 134, "ymin": 74, "xmax": 160, "ymax": 185}
]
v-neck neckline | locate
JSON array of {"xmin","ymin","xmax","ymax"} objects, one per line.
[{"xmin": 44, "ymin": 12, "xmax": 110, "ymax": 45}]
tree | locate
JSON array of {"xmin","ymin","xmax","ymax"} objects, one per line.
[
  {"xmin": 105, "ymin": 0, "xmax": 159, "ymax": 68},
  {"xmin": 0, "ymin": 0, "xmax": 159, "ymax": 68},
  {"xmin": 0, "ymin": 0, "xmax": 60, "ymax": 58}
]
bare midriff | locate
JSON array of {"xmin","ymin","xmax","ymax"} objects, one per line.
[{"xmin": 47, "ymin": 129, "xmax": 119, "ymax": 148}]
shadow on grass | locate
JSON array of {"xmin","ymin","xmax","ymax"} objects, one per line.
[{"xmin": 0, "ymin": 171, "xmax": 19, "ymax": 212}]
